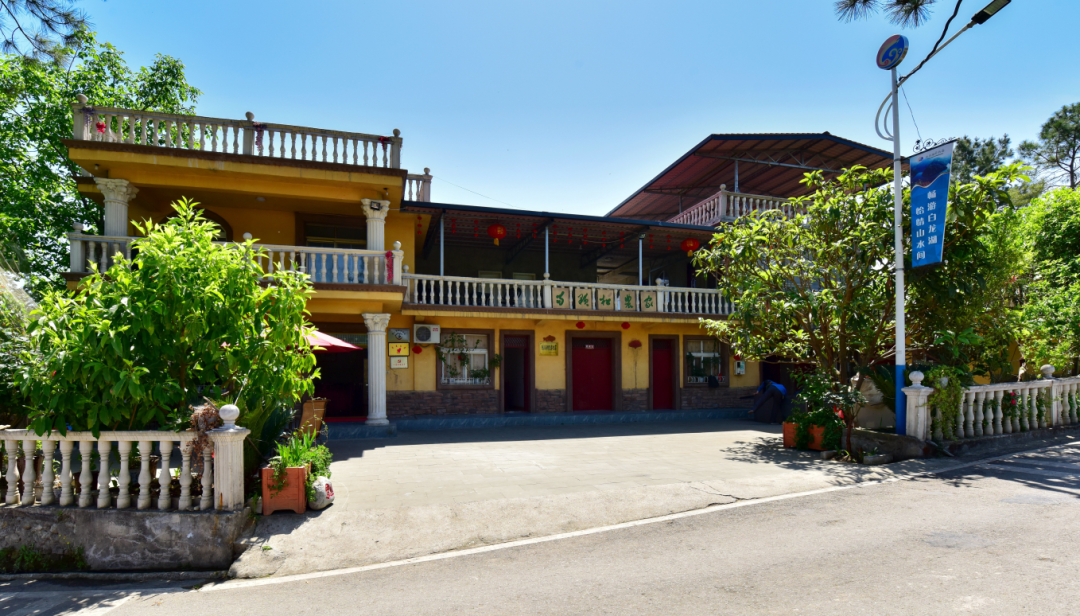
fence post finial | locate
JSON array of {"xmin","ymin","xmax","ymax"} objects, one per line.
[{"xmin": 1041, "ymin": 365, "xmax": 1056, "ymax": 379}]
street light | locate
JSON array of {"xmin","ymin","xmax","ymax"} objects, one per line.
[{"xmin": 873, "ymin": 0, "xmax": 1011, "ymax": 436}]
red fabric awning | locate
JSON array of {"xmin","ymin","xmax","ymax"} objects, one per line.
[{"xmin": 306, "ymin": 330, "xmax": 360, "ymax": 353}]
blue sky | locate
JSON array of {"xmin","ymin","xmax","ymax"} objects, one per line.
[{"xmin": 87, "ymin": 0, "xmax": 1078, "ymax": 216}]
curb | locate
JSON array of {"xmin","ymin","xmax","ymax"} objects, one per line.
[{"xmin": 0, "ymin": 569, "xmax": 226, "ymax": 583}]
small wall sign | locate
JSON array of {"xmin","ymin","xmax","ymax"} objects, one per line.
[
  {"xmin": 388, "ymin": 342, "xmax": 410, "ymax": 356},
  {"xmin": 389, "ymin": 328, "xmax": 410, "ymax": 342},
  {"xmin": 735, "ymin": 360, "xmax": 746, "ymax": 376},
  {"xmin": 539, "ymin": 341, "xmax": 559, "ymax": 356},
  {"xmin": 390, "ymin": 356, "xmax": 408, "ymax": 369}
]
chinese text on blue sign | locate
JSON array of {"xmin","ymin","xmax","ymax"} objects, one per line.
[{"xmin": 910, "ymin": 141, "xmax": 954, "ymax": 268}]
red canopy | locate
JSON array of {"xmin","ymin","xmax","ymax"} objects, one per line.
[{"xmin": 306, "ymin": 330, "xmax": 360, "ymax": 353}]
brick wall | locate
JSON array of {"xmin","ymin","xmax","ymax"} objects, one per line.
[
  {"xmin": 536, "ymin": 389, "xmax": 566, "ymax": 413},
  {"xmin": 624, "ymin": 388, "xmax": 647, "ymax": 411},
  {"xmin": 681, "ymin": 386, "xmax": 756, "ymax": 410},
  {"xmin": 387, "ymin": 390, "xmax": 499, "ymax": 417}
]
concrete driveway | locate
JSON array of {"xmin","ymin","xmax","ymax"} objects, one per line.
[{"xmin": 228, "ymin": 419, "xmax": 982, "ymax": 578}]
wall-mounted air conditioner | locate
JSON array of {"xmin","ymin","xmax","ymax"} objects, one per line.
[{"xmin": 413, "ymin": 324, "xmax": 441, "ymax": 344}]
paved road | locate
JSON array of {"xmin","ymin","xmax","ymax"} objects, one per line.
[{"xmin": 5, "ymin": 443, "xmax": 1080, "ymax": 615}]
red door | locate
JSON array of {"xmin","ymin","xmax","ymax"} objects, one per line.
[
  {"xmin": 652, "ymin": 339, "xmax": 674, "ymax": 410},
  {"xmin": 572, "ymin": 339, "xmax": 613, "ymax": 411}
]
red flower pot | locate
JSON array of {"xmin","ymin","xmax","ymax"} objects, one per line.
[
  {"xmin": 782, "ymin": 423, "xmax": 826, "ymax": 451},
  {"xmin": 261, "ymin": 466, "xmax": 308, "ymax": 515}
]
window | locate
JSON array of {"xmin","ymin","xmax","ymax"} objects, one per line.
[
  {"xmin": 305, "ymin": 223, "xmax": 366, "ymax": 250},
  {"xmin": 478, "ymin": 271, "xmax": 503, "ymax": 279},
  {"xmin": 512, "ymin": 272, "xmax": 536, "ymax": 280},
  {"xmin": 684, "ymin": 338, "xmax": 726, "ymax": 386},
  {"xmin": 439, "ymin": 332, "xmax": 493, "ymax": 387}
]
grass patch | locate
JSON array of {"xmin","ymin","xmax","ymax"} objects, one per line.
[{"xmin": 0, "ymin": 545, "xmax": 89, "ymax": 574}]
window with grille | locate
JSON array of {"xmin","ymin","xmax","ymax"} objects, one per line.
[
  {"xmin": 440, "ymin": 333, "xmax": 491, "ymax": 386},
  {"xmin": 685, "ymin": 338, "xmax": 725, "ymax": 385}
]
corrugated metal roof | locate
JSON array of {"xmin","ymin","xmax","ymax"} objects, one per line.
[{"xmin": 607, "ymin": 133, "xmax": 895, "ymax": 220}]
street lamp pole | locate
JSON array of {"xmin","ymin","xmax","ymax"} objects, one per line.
[{"xmin": 873, "ymin": 0, "xmax": 1011, "ymax": 436}]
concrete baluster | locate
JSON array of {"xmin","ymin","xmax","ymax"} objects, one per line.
[
  {"xmin": 96, "ymin": 440, "xmax": 113, "ymax": 508},
  {"xmin": 973, "ymin": 391, "xmax": 985, "ymax": 437},
  {"xmin": 158, "ymin": 440, "xmax": 173, "ymax": 510},
  {"xmin": 116, "ymin": 440, "xmax": 132, "ymax": 508},
  {"xmin": 4, "ymin": 440, "xmax": 20, "ymax": 504},
  {"xmin": 78, "ymin": 441, "xmax": 94, "ymax": 508},
  {"xmin": 1018, "ymin": 387, "xmax": 1030, "ymax": 432},
  {"xmin": 137, "ymin": 439, "xmax": 153, "ymax": 509},
  {"xmin": 19, "ymin": 439, "xmax": 36, "ymax": 505},
  {"xmin": 179, "ymin": 442, "xmax": 193, "ymax": 510},
  {"xmin": 199, "ymin": 446, "xmax": 213, "ymax": 510},
  {"xmin": 963, "ymin": 392, "xmax": 974, "ymax": 438},
  {"xmin": 992, "ymin": 389, "xmax": 1003, "ymax": 435},
  {"xmin": 40, "ymin": 440, "xmax": 55, "ymax": 505},
  {"xmin": 59, "ymin": 440, "xmax": 75, "ymax": 506}
]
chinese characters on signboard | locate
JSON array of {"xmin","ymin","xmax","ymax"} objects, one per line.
[{"xmin": 910, "ymin": 142, "xmax": 954, "ymax": 268}]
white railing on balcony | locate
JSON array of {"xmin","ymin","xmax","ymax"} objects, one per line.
[
  {"xmin": 406, "ymin": 169, "xmax": 432, "ymax": 202},
  {"xmin": 403, "ymin": 274, "xmax": 730, "ymax": 315},
  {"xmin": 0, "ymin": 410, "xmax": 248, "ymax": 512},
  {"xmin": 667, "ymin": 185, "xmax": 802, "ymax": 227},
  {"xmin": 67, "ymin": 234, "xmax": 406, "ymax": 286},
  {"xmin": 902, "ymin": 368, "xmax": 1080, "ymax": 442},
  {"xmin": 70, "ymin": 96, "xmax": 402, "ymax": 169}
]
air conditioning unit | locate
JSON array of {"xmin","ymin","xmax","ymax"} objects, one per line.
[{"xmin": 413, "ymin": 324, "xmax": 441, "ymax": 344}]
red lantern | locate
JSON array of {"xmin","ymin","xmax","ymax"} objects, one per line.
[
  {"xmin": 621, "ymin": 322, "xmax": 630, "ymax": 330},
  {"xmin": 575, "ymin": 321, "xmax": 585, "ymax": 329},
  {"xmin": 680, "ymin": 238, "xmax": 701, "ymax": 256},
  {"xmin": 487, "ymin": 223, "xmax": 507, "ymax": 246},
  {"xmin": 412, "ymin": 345, "xmax": 423, "ymax": 354}
]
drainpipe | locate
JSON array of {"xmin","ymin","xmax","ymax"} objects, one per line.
[{"xmin": 734, "ymin": 160, "xmax": 740, "ymax": 194}]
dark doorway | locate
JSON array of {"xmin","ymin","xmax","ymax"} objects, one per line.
[
  {"xmin": 651, "ymin": 338, "xmax": 675, "ymax": 410},
  {"xmin": 314, "ymin": 350, "xmax": 367, "ymax": 419},
  {"xmin": 503, "ymin": 335, "xmax": 530, "ymax": 411},
  {"xmin": 571, "ymin": 338, "xmax": 614, "ymax": 411}
]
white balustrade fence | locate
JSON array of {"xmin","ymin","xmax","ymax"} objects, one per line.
[
  {"xmin": 71, "ymin": 99, "xmax": 402, "ymax": 169},
  {"xmin": 406, "ymin": 170, "xmax": 432, "ymax": 202},
  {"xmin": 67, "ymin": 234, "xmax": 405, "ymax": 286},
  {"xmin": 404, "ymin": 274, "xmax": 731, "ymax": 315},
  {"xmin": 667, "ymin": 185, "xmax": 801, "ymax": 227},
  {"xmin": 903, "ymin": 367, "xmax": 1080, "ymax": 442},
  {"xmin": 0, "ymin": 412, "xmax": 248, "ymax": 512}
]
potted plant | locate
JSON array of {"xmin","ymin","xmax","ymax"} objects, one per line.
[
  {"xmin": 260, "ymin": 430, "xmax": 334, "ymax": 515},
  {"xmin": 782, "ymin": 373, "xmax": 855, "ymax": 452}
]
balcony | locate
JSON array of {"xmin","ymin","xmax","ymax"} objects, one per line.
[
  {"xmin": 666, "ymin": 185, "xmax": 802, "ymax": 227},
  {"xmin": 69, "ymin": 95, "xmax": 403, "ymax": 168},
  {"xmin": 67, "ymin": 234, "xmax": 405, "ymax": 287},
  {"xmin": 402, "ymin": 274, "xmax": 730, "ymax": 317}
]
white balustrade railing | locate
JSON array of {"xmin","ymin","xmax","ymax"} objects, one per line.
[
  {"xmin": 0, "ymin": 410, "xmax": 248, "ymax": 512},
  {"xmin": 71, "ymin": 97, "xmax": 402, "ymax": 169},
  {"xmin": 404, "ymin": 274, "xmax": 730, "ymax": 315},
  {"xmin": 406, "ymin": 169, "xmax": 432, "ymax": 202},
  {"xmin": 667, "ymin": 185, "xmax": 801, "ymax": 227},
  {"xmin": 67, "ymin": 234, "xmax": 406, "ymax": 286},
  {"xmin": 903, "ymin": 367, "xmax": 1080, "ymax": 442}
]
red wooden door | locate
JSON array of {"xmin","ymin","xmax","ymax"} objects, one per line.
[
  {"xmin": 572, "ymin": 339, "xmax": 613, "ymax": 411},
  {"xmin": 652, "ymin": 339, "xmax": 674, "ymax": 410}
]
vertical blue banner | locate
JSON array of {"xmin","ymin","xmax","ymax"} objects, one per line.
[{"xmin": 910, "ymin": 142, "xmax": 954, "ymax": 268}]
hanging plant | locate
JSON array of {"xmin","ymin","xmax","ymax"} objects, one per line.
[{"xmin": 926, "ymin": 365, "xmax": 963, "ymax": 441}]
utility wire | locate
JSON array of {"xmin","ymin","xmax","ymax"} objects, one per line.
[
  {"xmin": 901, "ymin": 0, "xmax": 964, "ymax": 85},
  {"xmin": 900, "ymin": 85, "xmax": 922, "ymax": 143},
  {"xmin": 431, "ymin": 175, "xmax": 518, "ymax": 209}
]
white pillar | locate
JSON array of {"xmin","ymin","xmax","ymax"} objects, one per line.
[
  {"xmin": 94, "ymin": 178, "xmax": 138, "ymax": 237},
  {"xmin": 361, "ymin": 199, "xmax": 390, "ymax": 251},
  {"xmin": 901, "ymin": 371, "xmax": 933, "ymax": 441},
  {"xmin": 364, "ymin": 313, "xmax": 392, "ymax": 426},
  {"xmin": 209, "ymin": 404, "xmax": 251, "ymax": 511}
]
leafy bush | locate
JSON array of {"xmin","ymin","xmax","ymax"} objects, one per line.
[
  {"xmin": 19, "ymin": 199, "xmax": 318, "ymax": 436},
  {"xmin": 0, "ymin": 259, "xmax": 32, "ymax": 426},
  {"xmin": 788, "ymin": 372, "xmax": 864, "ymax": 451},
  {"xmin": 267, "ymin": 430, "xmax": 333, "ymax": 501}
]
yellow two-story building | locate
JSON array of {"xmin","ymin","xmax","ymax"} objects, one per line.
[{"xmin": 61, "ymin": 97, "xmax": 892, "ymax": 430}]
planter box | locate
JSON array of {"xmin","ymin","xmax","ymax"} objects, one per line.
[
  {"xmin": 782, "ymin": 422, "xmax": 827, "ymax": 451},
  {"xmin": 260, "ymin": 466, "xmax": 308, "ymax": 515}
]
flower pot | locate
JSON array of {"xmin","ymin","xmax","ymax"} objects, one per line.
[
  {"xmin": 261, "ymin": 466, "xmax": 308, "ymax": 515},
  {"xmin": 782, "ymin": 423, "xmax": 826, "ymax": 451}
]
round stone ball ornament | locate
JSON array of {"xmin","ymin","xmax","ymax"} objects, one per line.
[{"xmin": 876, "ymin": 34, "xmax": 910, "ymax": 70}]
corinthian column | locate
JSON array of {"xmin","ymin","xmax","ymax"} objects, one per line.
[
  {"xmin": 361, "ymin": 199, "xmax": 390, "ymax": 251},
  {"xmin": 363, "ymin": 313, "xmax": 392, "ymax": 426},
  {"xmin": 94, "ymin": 178, "xmax": 138, "ymax": 237}
]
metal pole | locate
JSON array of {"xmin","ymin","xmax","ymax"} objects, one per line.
[
  {"xmin": 638, "ymin": 236, "xmax": 643, "ymax": 286},
  {"xmin": 439, "ymin": 215, "xmax": 444, "ymax": 276},
  {"xmin": 892, "ymin": 66, "xmax": 907, "ymax": 435},
  {"xmin": 544, "ymin": 227, "xmax": 549, "ymax": 276},
  {"xmin": 734, "ymin": 160, "xmax": 740, "ymax": 193}
]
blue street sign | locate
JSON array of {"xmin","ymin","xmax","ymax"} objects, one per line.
[
  {"xmin": 910, "ymin": 141, "xmax": 955, "ymax": 268},
  {"xmin": 876, "ymin": 35, "xmax": 909, "ymax": 70}
]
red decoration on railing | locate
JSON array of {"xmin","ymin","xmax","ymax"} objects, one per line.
[
  {"xmin": 385, "ymin": 251, "xmax": 394, "ymax": 283},
  {"xmin": 487, "ymin": 223, "xmax": 507, "ymax": 246},
  {"xmin": 680, "ymin": 238, "xmax": 701, "ymax": 256}
]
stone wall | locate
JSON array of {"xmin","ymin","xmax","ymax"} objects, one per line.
[
  {"xmin": 387, "ymin": 390, "xmax": 499, "ymax": 417},
  {"xmin": 681, "ymin": 386, "xmax": 756, "ymax": 410},
  {"xmin": 0, "ymin": 506, "xmax": 249, "ymax": 571}
]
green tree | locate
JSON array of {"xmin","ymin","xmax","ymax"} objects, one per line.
[
  {"xmin": 19, "ymin": 200, "xmax": 318, "ymax": 436},
  {"xmin": 953, "ymin": 135, "xmax": 1013, "ymax": 184},
  {"xmin": 1019, "ymin": 103, "xmax": 1080, "ymax": 189},
  {"xmin": 834, "ymin": 0, "xmax": 942, "ymax": 27},
  {"xmin": 697, "ymin": 167, "xmax": 896, "ymax": 448},
  {"xmin": 1018, "ymin": 188, "xmax": 1080, "ymax": 375},
  {"xmin": 1, "ymin": 0, "xmax": 87, "ymax": 63},
  {"xmin": 0, "ymin": 29, "xmax": 200, "ymax": 296}
]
